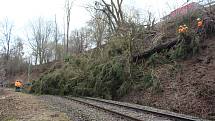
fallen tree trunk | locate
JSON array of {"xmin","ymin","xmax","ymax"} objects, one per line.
[{"xmin": 132, "ymin": 37, "xmax": 179, "ymax": 61}]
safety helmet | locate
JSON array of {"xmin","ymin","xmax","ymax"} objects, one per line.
[
  {"xmin": 179, "ymin": 25, "xmax": 183, "ymax": 28},
  {"xmin": 183, "ymin": 24, "xmax": 187, "ymax": 27},
  {"xmin": 197, "ymin": 18, "xmax": 201, "ymax": 21}
]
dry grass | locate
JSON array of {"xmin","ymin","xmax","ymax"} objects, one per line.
[{"xmin": 0, "ymin": 89, "xmax": 70, "ymax": 121}]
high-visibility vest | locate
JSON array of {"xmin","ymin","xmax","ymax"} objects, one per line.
[
  {"xmin": 15, "ymin": 81, "xmax": 22, "ymax": 87},
  {"xmin": 15, "ymin": 81, "xmax": 19, "ymax": 87}
]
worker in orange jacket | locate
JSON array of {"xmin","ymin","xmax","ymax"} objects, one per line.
[
  {"xmin": 178, "ymin": 24, "xmax": 188, "ymax": 34},
  {"xmin": 178, "ymin": 25, "xmax": 183, "ymax": 33},
  {"xmin": 15, "ymin": 80, "xmax": 23, "ymax": 92},
  {"xmin": 178, "ymin": 24, "xmax": 190, "ymax": 42},
  {"xmin": 183, "ymin": 24, "xmax": 188, "ymax": 33},
  {"xmin": 196, "ymin": 18, "xmax": 203, "ymax": 34},
  {"xmin": 178, "ymin": 24, "xmax": 188, "ymax": 36}
]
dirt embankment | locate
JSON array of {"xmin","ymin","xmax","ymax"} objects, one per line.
[
  {"xmin": 121, "ymin": 37, "xmax": 215, "ymax": 120},
  {"xmin": 0, "ymin": 89, "xmax": 70, "ymax": 121}
]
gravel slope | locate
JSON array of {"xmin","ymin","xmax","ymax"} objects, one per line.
[
  {"xmin": 39, "ymin": 95, "xmax": 129, "ymax": 121},
  {"xmin": 72, "ymin": 97, "xmax": 172, "ymax": 121}
]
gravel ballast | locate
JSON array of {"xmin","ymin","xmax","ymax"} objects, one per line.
[
  {"xmin": 71, "ymin": 97, "xmax": 172, "ymax": 121},
  {"xmin": 39, "ymin": 95, "xmax": 129, "ymax": 121}
]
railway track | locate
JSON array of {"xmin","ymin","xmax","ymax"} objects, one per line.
[{"xmin": 65, "ymin": 96, "xmax": 209, "ymax": 121}]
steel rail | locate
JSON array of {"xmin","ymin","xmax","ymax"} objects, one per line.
[
  {"xmin": 82, "ymin": 97, "xmax": 209, "ymax": 121},
  {"xmin": 64, "ymin": 96, "xmax": 142, "ymax": 121}
]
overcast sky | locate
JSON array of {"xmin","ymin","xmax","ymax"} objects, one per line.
[
  {"xmin": 0, "ymin": 0, "xmax": 197, "ymax": 35},
  {"xmin": 0, "ymin": 0, "xmax": 199, "ymax": 56}
]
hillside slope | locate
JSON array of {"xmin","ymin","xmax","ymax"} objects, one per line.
[
  {"xmin": 6, "ymin": 61, "xmax": 63, "ymax": 84},
  {"xmin": 121, "ymin": 37, "xmax": 215, "ymax": 120}
]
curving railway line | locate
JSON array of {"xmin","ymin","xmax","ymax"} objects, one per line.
[{"xmin": 65, "ymin": 96, "xmax": 210, "ymax": 121}]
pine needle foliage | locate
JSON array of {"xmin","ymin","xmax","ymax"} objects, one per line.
[
  {"xmin": 32, "ymin": 36, "xmax": 135, "ymax": 99},
  {"xmin": 32, "ymin": 15, "xmax": 201, "ymax": 99}
]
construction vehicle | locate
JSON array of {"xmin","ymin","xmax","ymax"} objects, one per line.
[{"xmin": 24, "ymin": 80, "xmax": 33, "ymax": 93}]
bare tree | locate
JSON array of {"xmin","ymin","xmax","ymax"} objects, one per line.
[
  {"xmin": 12, "ymin": 37, "xmax": 24, "ymax": 61},
  {"xmin": 146, "ymin": 11, "xmax": 156, "ymax": 31},
  {"xmin": 68, "ymin": 27, "xmax": 92, "ymax": 54},
  {"xmin": 44, "ymin": 41, "xmax": 55, "ymax": 63},
  {"xmin": 94, "ymin": 0, "xmax": 125, "ymax": 33},
  {"xmin": 87, "ymin": 6, "xmax": 108, "ymax": 48},
  {"xmin": 0, "ymin": 18, "xmax": 13, "ymax": 61},
  {"xmin": 54, "ymin": 15, "xmax": 59, "ymax": 60},
  {"xmin": 65, "ymin": 0, "xmax": 74, "ymax": 55},
  {"xmin": 28, "ymin": 17, "xmax": 53, "ymax": 65},
  {"xmin": 8, "ymin": 37, "xmax": 25, "ymax": 74},
  {"xmin": 69, "ymin": 30, "xmax": 83, "ymax": 54}
]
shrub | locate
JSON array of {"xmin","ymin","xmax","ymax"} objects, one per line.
[
  {"xmin": 169, "ymin": 33, "xmax": 199, "ymax": 60},
  {"xmin": 32, "ymin": 37, "xmax": 133, "ymax": 99},
  {"xmin": 32, "ymin": 29, "xmax": 200, "ymax": 99},
  {"xmin": 146, "ymin": 52, "xmax": 170, "ymax": 67}
]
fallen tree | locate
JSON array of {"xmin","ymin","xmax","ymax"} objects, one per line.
[{"xmin": 132, "ymin": 37, "xmax": 180, "ymax": 61}]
